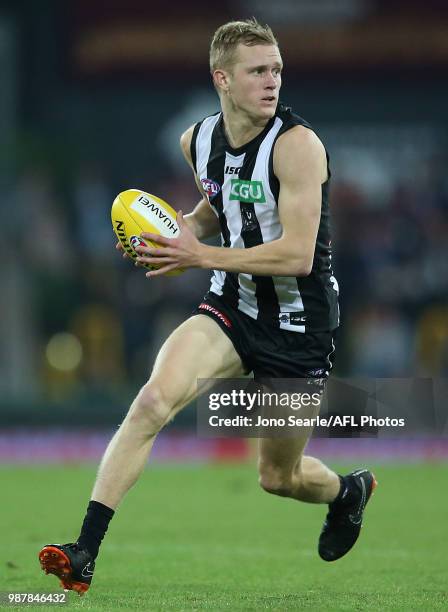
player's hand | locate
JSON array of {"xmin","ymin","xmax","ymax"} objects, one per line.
[
  {"xmin": 115, "ymin": 241, "xmax": 129, "ymax": 259},
  {"xmin": 135, "ymin": 211, "xmax": 205, "ymax": 277}
]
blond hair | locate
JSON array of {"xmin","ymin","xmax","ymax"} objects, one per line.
[{"xmin": 210, "ymin": 18, "xmax": 278, "ymax": 73}]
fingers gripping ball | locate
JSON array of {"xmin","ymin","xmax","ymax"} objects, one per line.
[{"xmin": 111, "ymin": 189, "xmax": 184, "ymax": 276}]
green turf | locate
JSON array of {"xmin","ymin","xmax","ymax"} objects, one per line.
[{"xmin": 1, "ymin": 462, "xmax": 447, "ymax": 610}]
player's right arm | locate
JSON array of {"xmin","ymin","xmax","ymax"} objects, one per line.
[{"xmin": 180, "ymin": 125, "xmax": 221, "ymax": 240}]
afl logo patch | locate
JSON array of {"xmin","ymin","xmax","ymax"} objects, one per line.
[
  {"xmin": 201, "ymin": 178, "xmax": 221, "ymax": 199},
  {"xmin": 130, "ymin": 235, "xmax": 147, "ymax": 252}
]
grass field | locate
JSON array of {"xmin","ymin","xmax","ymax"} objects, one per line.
[{"xmin": 1, "ymin": 462, "xmax": 447, "ymax": 611}]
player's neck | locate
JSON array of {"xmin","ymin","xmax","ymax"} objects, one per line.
[{"xmin": 221, "ymin": 106, "xmax": 270, "ymax": 149}]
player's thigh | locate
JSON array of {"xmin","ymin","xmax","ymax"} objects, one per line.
[{"xmin": 149, "ymin": 314, "xmax": 245, "ymax": 413}]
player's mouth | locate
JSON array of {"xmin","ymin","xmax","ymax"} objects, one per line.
[{"xmin": 261, "ymin": 96, "xmax": 276, "ymax": 104}]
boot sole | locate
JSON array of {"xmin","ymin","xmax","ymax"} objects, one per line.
[{"xmin": 38, "ymin": 546, "xmax": 89, "ymax": 595}]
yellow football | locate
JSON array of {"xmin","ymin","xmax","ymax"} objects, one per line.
[{"xmin": 111, "ymin": 189, "xmax": 184, "ymax": 276}]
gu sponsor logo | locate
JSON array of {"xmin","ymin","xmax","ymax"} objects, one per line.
[
  {"xmin": 201, "ymin": 178, "xmax": 221, "ymax": 199},
  {"xmin": 229, "ymin": 179, "xmax": 266, "ymax": 203},
  {"xmin": 306, "ymin": 367, "xmax": 328, "ymax": 389},
  {"xmin": 307, "ymin": 368, "xmax": 326, "ymax": 377}
]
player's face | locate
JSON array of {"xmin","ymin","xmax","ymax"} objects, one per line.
[{"xmin": 227, "ymin": 44, "xmax": 282, "ymax": 121}]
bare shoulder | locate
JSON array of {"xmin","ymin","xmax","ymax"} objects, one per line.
[
  {"xmin": 274, "ymin": 125, "xmax": 327, "ymax": 182},
  {"xmin": 275, "ymin": 125, "xmax": 326, "ymax": 158},
  {"xmin": 180, "ymin": 123, "xmax": 208, "ymax": 197},
  {"xmin": 180, "ymin": 124, "xmax": 196, "ymax": 166}
]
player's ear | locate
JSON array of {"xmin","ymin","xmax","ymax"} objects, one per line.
[{"xmin": 212, "ymin": 69, "xmax": 229, "ymax": 93}]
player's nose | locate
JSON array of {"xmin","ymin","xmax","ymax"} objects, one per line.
[{"xmin": 265, "ymin": 73, "xmax": 277, "ymax": 89}]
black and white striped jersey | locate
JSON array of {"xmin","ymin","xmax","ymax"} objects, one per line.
[{"xmin": 190, "ymin": 103, "xmax": 339, "ymax": 333}]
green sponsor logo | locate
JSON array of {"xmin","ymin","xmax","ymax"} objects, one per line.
[{"xmin": 229, "ymin": 179, "xmax": 266, "ymax": 203}]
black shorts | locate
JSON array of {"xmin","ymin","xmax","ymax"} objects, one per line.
[{"xmin": 193, "ymin": 292, "xmax": 336, "ymax": 380}]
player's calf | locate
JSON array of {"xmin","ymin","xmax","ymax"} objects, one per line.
[
  {"xmin": 258, "ymin": 463, "xmax": 294, "ymax": 497},
  {"xmin": 258, "ymin": 454, "xmax": 339, "ymax": 503}
]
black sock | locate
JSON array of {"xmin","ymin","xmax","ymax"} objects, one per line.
[
  {"xmin": 332, "ymin": 474, "xmax": 361, "ymax": 506},
  {"xmin": 77, "ymin": 500, "xmax": 115, "ymax": 560},
  {"xmin": 332, "ymin": 475, "xmax": 352, "ymax": 505}
]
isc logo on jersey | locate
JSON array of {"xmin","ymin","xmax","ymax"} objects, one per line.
[
  {"xmin": 230, "ymin": 179, "xmax": 266, "ymax": 204},
  {"xmin": 225, "ymin": 165, "xmax": 240, "ymax": 175},
  {"xmin": 111, "ymin": 189, "xmax": 184, "ymax": 276}
]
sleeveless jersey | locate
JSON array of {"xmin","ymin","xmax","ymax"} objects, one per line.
[{"xmin": 190, "ymin": 103, "xmax": 339, "ymax": 333}]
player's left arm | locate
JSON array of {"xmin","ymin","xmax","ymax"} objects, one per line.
[{"xmin": 136, "ymin": 126, "xmax": 326, "ymax": 277}]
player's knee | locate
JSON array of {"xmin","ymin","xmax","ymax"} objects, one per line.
[
  {"xmin": 127, "ymin": 383, "xmax": 171, "ymax": 435},
  {"xmin": 258, "ymin": 465, "xmax": 293, "ymax": 497}
]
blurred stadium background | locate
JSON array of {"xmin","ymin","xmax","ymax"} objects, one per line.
[
  {"xmin": 1, "ymin": 2, "xmax": 448, "ymax": 609},
  {"xmin": 0, "ymin": 0, "xmax": 447, "ymax": 460}
]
